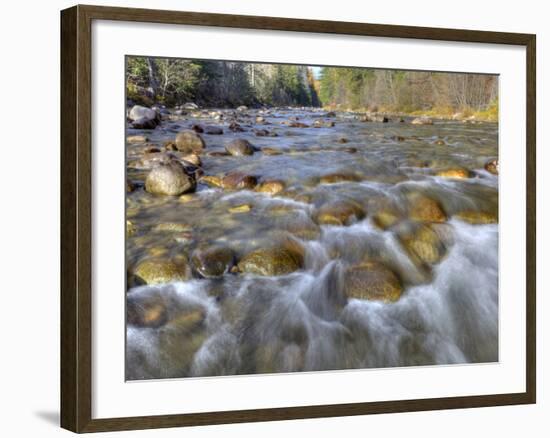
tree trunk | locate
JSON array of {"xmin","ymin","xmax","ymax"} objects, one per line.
[{"xmin": 146, "ymin": 58, "xmax": 158, "ymax": 101}]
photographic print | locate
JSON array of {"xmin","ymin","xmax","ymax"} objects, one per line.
[{"xmin": 125, "ymin": 56, "xmax": 499, "ymax": 381}]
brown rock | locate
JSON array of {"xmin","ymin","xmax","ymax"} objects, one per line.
[
  {"xmin": 199, "ymin": 175, "xmax": 223, "ymax": 188},
  {"xmin": 319, "ymin": 173, "xmax": 361, "ymax": 184},
  {"xmin": 407, "ymin": 193, "xmax": 447, "ymax": 223},
  {"xmin": 256, "ymin": 180, "xmax": 286, "ymax": 195},
  {"xmin": 175, "ymin": 130, "xmax": 206, "ymax": 154},
  {"xmin": 436, "ymin": 168, "xmax": 471, "ymax": 179},
  {"xmin": 221, "ymin": 172, "xmax": 257, "ymax": 190},
  {"xmin": 225, "ymin": 138, "xmax": 254, "ymax": 156},
  {"xmin": 127, "ymin": 294, "xmax": 169, "ymax": 328},
  {"xmin": 454, "ymin": 210, "xmax": 498, "ymax": 224},
  {"xmin": 484, "ymin": 159, "xmax": 499, "ymax": 175},
  {"xmin": 132, "ymin": 258, "xmax": 189, "ymax": 285},
  {"xmin": 343, "ymin": 262, "xmax": 403, "ymax": 302},
  {"xmin": 237, "ymin": 245, "xmax": 304, "ymax": 276}
]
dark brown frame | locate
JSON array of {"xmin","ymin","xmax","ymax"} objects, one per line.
[{"xmin": 61, "ymin": 4, "xmax": 536, "ymax": 433}]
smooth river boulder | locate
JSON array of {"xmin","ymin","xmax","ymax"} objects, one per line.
[
  {"xmin": 132, "ymin": 258, "xmax": 189, "ymax": 285},
  {"xmin": 237, "ymin": 245, "xmax": 304, "ymax": 276},
  {"xmin": 226, "ymin": 139, "xmax": 254, "ymax": 156},
  {"xmin": 145, "ymin": 161, "xmax": 196, "ymax": 196},
  {"xmin": 221, "ymin": 172, "xmax": 257, "ymax": 190},
  {"xmin": 398, "ymin": 223, "xmax": 449, "ymax": 267},
  {"xmin": 175, "ymin": 130, "xmax": 206, "ymax": 154},
  {"xmin": 407, "ymin": 192, "xmax": 447, "ymax": 223},
  {"xmin": 129, "ymin": 105, "xmax": 158, "ymax": 123},
  {"xmin": 343, "ymin": 261, "xmax": 404, "ymax": 302}
]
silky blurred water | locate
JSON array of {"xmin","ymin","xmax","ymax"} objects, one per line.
[{"xmin": 125, "ymin": 109, "xmax": 498, "ymax": 380}]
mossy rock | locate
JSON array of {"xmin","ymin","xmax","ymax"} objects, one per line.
[
  {"xmin": 407, "ymin": 192, "xmax": 447, "ymax": 223},
  {"xmin": 133, "ymin": 258, "xmax": 189, "ymax": 285},
  {"xmin": 398, "ymin": 223, "xmax": 449, "ymax": 266},
  {"xmin": 343, "ymin": 261, "xmax": 403, "ymax": 302},
  {"xmin": 237, "ymin": 245, "xmax": 304, "ymax": 276}
]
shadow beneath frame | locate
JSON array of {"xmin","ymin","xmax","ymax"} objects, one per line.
[{"xmin": 34, "ymin": 411, "xmax": 59, "ymax": 427}]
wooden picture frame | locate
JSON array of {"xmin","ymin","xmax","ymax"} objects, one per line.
[{"xmin": 60, "ymin": 4, "xmax": 536, "ymax": 433}]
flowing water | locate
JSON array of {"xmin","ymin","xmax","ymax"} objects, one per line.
[{"xmin": 125, "ymin": 108, "xmax": 498, "ymax": 380}]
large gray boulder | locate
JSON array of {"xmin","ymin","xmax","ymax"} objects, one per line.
[
  {"xmin": 129, "ymin": 105, "xmax": 160, "ymax": 129},
  {"xmin": 145, "ymin": 161, "xmax": 196, "ymax": 196}
]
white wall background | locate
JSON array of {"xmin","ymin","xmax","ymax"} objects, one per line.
[{"xmin": 0, "ymin": 0, "xmax": 546, "ymax": 436}]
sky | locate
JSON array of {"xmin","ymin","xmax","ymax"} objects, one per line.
[{"xmin": 310, "ymin": 66, "xmax": 323, "ymax": 79}]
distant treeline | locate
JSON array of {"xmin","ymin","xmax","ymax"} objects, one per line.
[
  {"xmin": 126, "ymin": 57, "xmax": 498, "ymax": 118},
  {"xmin": 318, "ymin": 68, "xmax": 498, "ymax": 116},
  {"xmin": 126, "ymin": 57, "xmax": 320, "ymax": 108}
]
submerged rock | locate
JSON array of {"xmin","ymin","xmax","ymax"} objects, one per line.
[
  {"xmin": 436, "ymin": 168, "xmax": 472, "ymax": 178},
  {"xmin": 226, "ymin": 138, "xmax": 254, "ymax": 156},
  {"xmin": 314, "ymin": 200, "xmax": 366, "ymax": 226},
  {"xmin": 319, "ymin": 173, "xmax": 361, "ymax": 184},
  {"xmin": 228, "ymin": 204, "xmax": 252, "ymax": 213},
  {"xmin": 398, "ymin": 223, "xmax": 449, "ymax": 266},
  {"xmin": 145, "ymin": 161, "xmax": 196, "ymax": 196},
  {"xmin": 454, "ymin": 210, "xmax": 498, "ymax": 224},
  {"xmin": 152, "ymin": 222, "xmax": 191, "ymax": 233},
  {"xmin": 237, "ymin": 244, "xmax": 304, "ymax": 276},
  {"xmin": 407, "ymin": 192, "xmax": 447, "ymax": 223},
  {"xmin": 191, "ymin": 246, "xmax": 235, "ymax": 278},
  {"xmin": 372, "ymin": 210, "xmax": 400, "ymax": 230},
  {"xmin": 343, "ymin": 261, "xmax": 403, "ymax": 302},
  {"xmin": 127, "ymin": 134, "xmax": 148, "ymax": 143},
  {"xmin": 175, "ymin": 130, "xmax": 206, "ymax": 154},
  {"xmin": 256, "ymin": 179, "xmax": 286, "ymax": 195},
  {"xmin": 199, "ymin": 175, "xmax": 223, "ymax": 188},
  {"xmin": 132, "ymin": 258, "xmax": 189, "ymax": 285},
  {"xmin": 127, "ymin": 293, "xmax": 169, "ymax": 328},
  {"xmin": 221, "ymin": 172, "xmax": 257, "ymax": 190}
]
